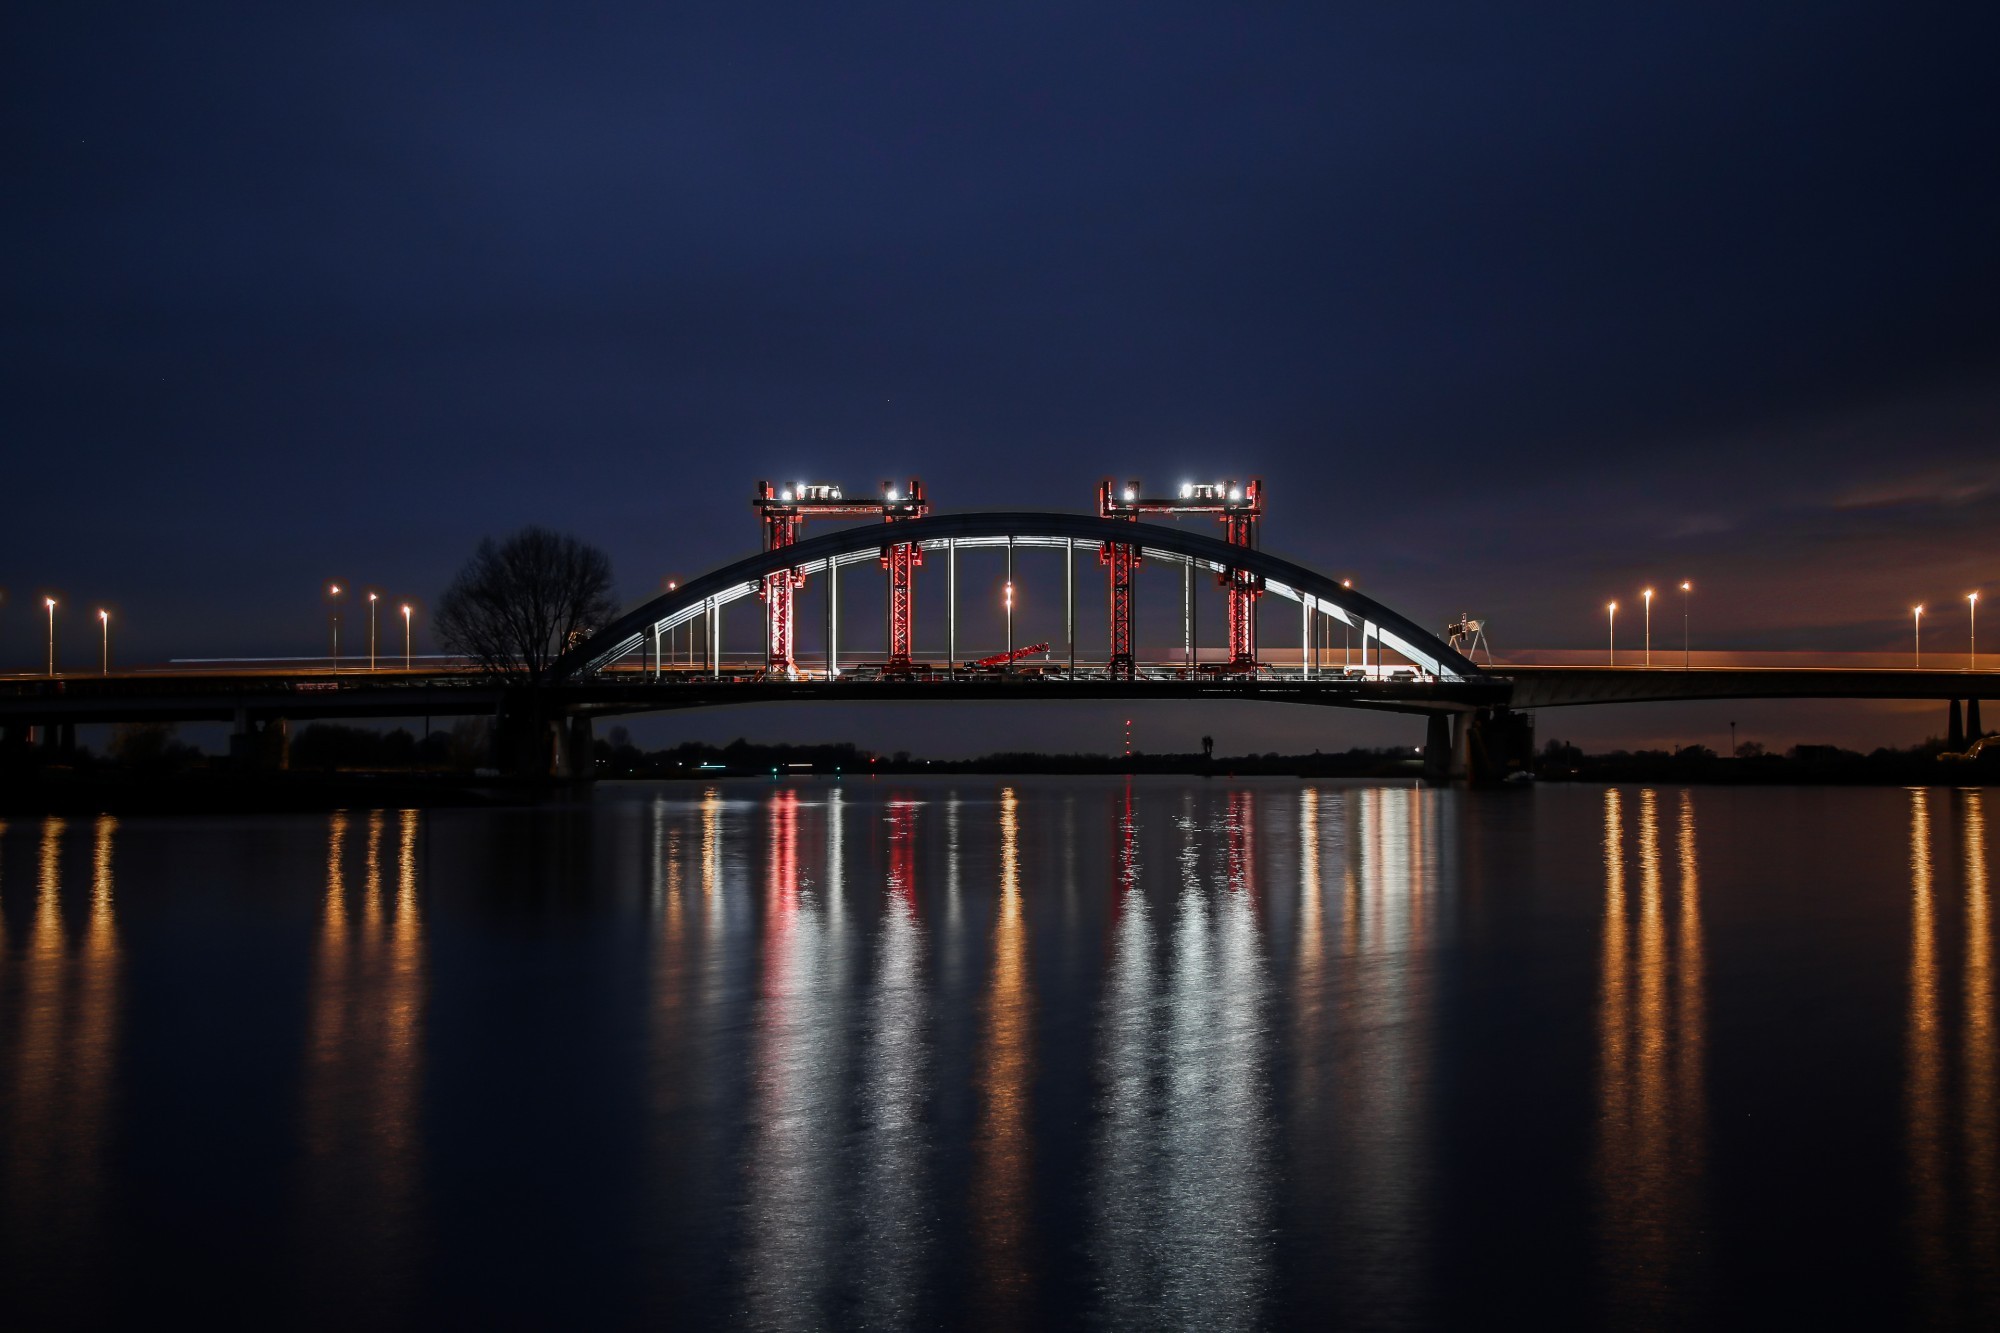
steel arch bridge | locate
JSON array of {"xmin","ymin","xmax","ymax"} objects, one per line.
[{"xmin": 554, "ymin": 511, "xmax": 1480, "ymax": 684}]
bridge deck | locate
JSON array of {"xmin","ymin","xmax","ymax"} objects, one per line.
[{"xmin": 0, "ymin": 664, "xmax": 1993, "ymax": 727}]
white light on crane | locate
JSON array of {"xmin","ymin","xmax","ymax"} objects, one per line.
[
  {"xmin": 1123, "ymin": 486, "xmax": 1136, "ymax": 502},
  {"xmin": 1180, "ymin": 482, "xmax": 1192, "ymax": 498},
  {"xmin": 1229, "ymin": 486, "xmax": 1242, "ymax": 501}
]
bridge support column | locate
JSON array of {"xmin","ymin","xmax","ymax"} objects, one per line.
[
  {"xmin": 555, "ymin": 715, "xmax": 595, "ymax": 781},
  {"xmin": 1423, "ymin": 713, "xmax": 1452, "ymax": 785},
  {"xmin": 1439, "ymin": 707, "xmax": 1534, "ymax": 785},
  {"xmin": 1949, "ymin": 699, "xmax": 1965, "ymax": 751},
  {"xmin": 229, "ymin": 710, "xmax": 289, "ymax": 771},
  {"xmin": 1970, "ymin": 697, "xmax": 1985, "ymax": 740}
]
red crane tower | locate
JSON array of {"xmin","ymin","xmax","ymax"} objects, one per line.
[
  {"xmin": 752, "ymin": 479, "xmax": 928, "ymax": 677},
  {"xmin": 878, "ymin": 478, "xmax": 928, "ymax": 675},
  {"xmin": 1097, "ymin": 478, "xmax": 1264, "ymax": 676}
]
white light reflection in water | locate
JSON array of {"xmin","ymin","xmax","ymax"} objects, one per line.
[
  {"xmin": 741, "ymin": 789, "xmax": 853, "ymax": 1327},
  {"xmin": 1596, "ymin": 787, "xmax": 1707, "ymax": 1322},
  {"xmin": 855, "ymin": 794, "xmax": 929, "ymax": 1326},
  {"xmin": 1, "ymin": 816, "xmax": 120, "ymax": 1296},
  {"xmin": 1091, "ymin": 785, "xmax": 1274, "ymax": 1329}
]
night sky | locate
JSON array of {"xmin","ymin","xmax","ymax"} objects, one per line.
[{"xmin": 7, "ymin": 4, "xmax": 1998, "ymax": 755}]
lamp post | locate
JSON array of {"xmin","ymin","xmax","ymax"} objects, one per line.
[
  {"xmin": 1607, "ymin": 601, "xmax": 1617, "ymax": 666},
  {"xmin": 328, "ymin": 584, "xmax": 344, "ymax": 668},
  {"xmin": 1680, "ymin": 581, "xmax": 1692, "ymax": 670},
  {"xmin": 1004, "ymin": 581, "xmax": 1015, "ymax": 659},
  {"xmin": 1914, "ymin": 605, "xmax": 1924, "ymax": 668},
  {"xmin": 1643, "ymin": 587, "xmax": 1653, "ymax": 666},
  {"xmin": 1342, "ymin": 579, "xmax": 1353, "ymax": 669},
  {"xmin": 402, "ymin": 604, "xmax": 413, "ymax": 670},
  {"xmin": 45, "ymin": 597, "xmax": 57, "ymax": 677},
  {"xmin": 99, "ymin": 609, "xmax": 110, "ymax": 675},
  {"xmin": 1972, "ymin": 592, "xmax": 1981, "ymax": 672},
  {"xmin": 368, "ymin": 592, "xmax": 379, "ymax": 671}
]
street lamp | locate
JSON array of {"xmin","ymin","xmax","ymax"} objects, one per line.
[
  {"xmin": 99, "ymin": 609, "xmax": 110, "ymax": 675},
  {"xmin": 1004, "ymin": 581, "xmax": 1015, "ymax": 658},
  {"xmin": 1680, "ymin": 581, "xmax": 1692, "ymax": 670},
  {"xmin": 1914, "ymin": 605, "xmax": 1924, "ymax": 669},
  {"xmin": 45, "ymin": 597, "xmax": 57, "ymax": 677},
  {"xmin": 1607, "ymin": 601, "xmax": 1617, "ymax": 666},
  {"xmin": 1342, "ymin": 579, "xmax": 1353, "ymax": 669},
  {"xmin": 328, "ymin": 583, "xmax": 344, "ymax": 668},
  {"xmin": 1643, "ymin": 587, "xmax": 1654, "ymax": 666},
  {"xmin": 368, "ymin": 592, "xmax": 379, "ymax": 671},
  {"xmin": 401, "ymin": 604, "xmax": 413, "ymax": 670},
  {"xmin": 1972, "ymin": 592, "xmax": 1981, "ymax": 672}
]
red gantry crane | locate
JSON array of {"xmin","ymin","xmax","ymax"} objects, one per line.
[
  {"xmin": 753, "ymin": 479, "xmax": 929, "ymax": 677},
  {"xmin": 1096, "ymin": 478, "xmax": 1264, "ymax": 677}
]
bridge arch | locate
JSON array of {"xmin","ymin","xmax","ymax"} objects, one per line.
[{"xmin": 553, "ymin": 511, "xmax": 1480, "ymax": 682}]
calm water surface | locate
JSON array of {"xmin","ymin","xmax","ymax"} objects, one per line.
[{"xmin": 1, "ymin": 779, "xmax": 1995, "ymax": 1328}]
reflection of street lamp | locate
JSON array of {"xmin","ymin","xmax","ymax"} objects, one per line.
[
  {"xmin": 1607, "ymin": 601, "xmax": 1617, "ymax": 666},
  {"xmin": 99, "ymin": 609, "xmax": 110, "ymax": 675},
  {"xmin": 368, "ymin": 592, "xmax": 379, "ymax": 671},
  {"xmin": 1642, "ymin": 588, "xmax": 1653, "ymax": 666},
  {"xmin": 402, "ymin": 604, "xmax": 413, "ymax": 670},
  {"xmin": 1914, "ymin": 605, "xmax": 1924, "ymax": 668},
  {"xmin": 1680, "ymin": 581, "xmax": 1692, "ymax": 670},
  {"xmin": 45, "ymin": 597, "xmax": 57, "ymax": 677}
]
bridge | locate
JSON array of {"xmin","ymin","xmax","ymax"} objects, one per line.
[{"xmin": 4, "ymin": 493, "xmax": 1995, "ymax": 781}]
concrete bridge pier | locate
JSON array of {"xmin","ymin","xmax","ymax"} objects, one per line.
[
  {"xmin": 556, "ymin": 715, "xmax": 594, "ymax": 781},
  {"xmin": 1423, "ymin": 707, "xmax": 1534, "ymax": 786},
  {"xmin": 1971, "ymin": 697, "xmax": 1985, "ymax": 740},
  {"xmin": 1950, "ymin": 699, "xmax": 1966, "ymax": 751},
  {"xmin": 1422, "ymin": 713, "xmax": 1453, "ymax": 785},
  {"xmin": 229, "ymin": 710, "xmax": 289, "ymax": 770},
  {"xmin": 494, "ymin": 693, "xmax": 595, "ymax": 782}
]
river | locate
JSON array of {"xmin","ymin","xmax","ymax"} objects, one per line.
[{"xmin": 1, "ymin": 778, "xmax": 1994, "ymax": 1328}]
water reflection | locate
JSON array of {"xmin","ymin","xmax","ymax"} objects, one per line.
[
  {"xmin": 1597, "ymin": 787, "xmax": 1707, "ymax": 1321},
  {"xmin": 1907, "ymin": 788, "xmax": 1946, "ymax": 1309},
  {"xmin": 1, "ymin": 816, "xmax": 120, "ymax": 1303},
  {"xmin": 741, "ymin": 789, "xmax": 852, "ymax": 1326},
  {"xmin": 1332, "ymin": 786, "xmax": 1436, "ymax": 1323},
  {"xmin": 299, "ymin": 809, "xmax": 426, "ymax": 1305},
  {"xmin": 856, "ymin": 794, "xmax": 929, "ymax": 1326},
  {"xmin": 1965, "ymin": 793, "xmax": 1995, "ymax": 1281},
  {"xmin": 1090, "ymin": 787, "xmax": 1275, "ymax": 1328},
  {"xmin": 976, "ymin": 786, "xmax": 1032, "ymax": 1324}
]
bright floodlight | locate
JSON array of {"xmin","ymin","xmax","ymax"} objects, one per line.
[
  {"xmin": 1229, "ymin": 487, "xmax": 1242, "ymax": 501},
  {"xmin": 1123, "ymin": 486, "xmax": 1135, "ymax": 501},
  {"xmin": 887, "ymin": 488, "xmax": 898, "ymax": 500},
  {"xmin": 1180, "ymin": 482, "xmax": 1192, "ymax": 498}
]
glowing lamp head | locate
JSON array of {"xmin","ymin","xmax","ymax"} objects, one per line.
[
  {"xmin": 329, "ymin": 584, "xmax": 341, "ymax": 596},
  {"xmin": 46, "ymin": 597, "xmax": 56, "ymax": 609},
  {"xmin": 1342, "ymin": 579, "xmax": 1352, "ymax": 588},
  {"xmin": 1609, "ymin": 601, "xmax": 1618, "ymax": 612},
  {"xmin": 1122, "ymin": 486, "xmax": 1135, "ymax": 502},
  {"xmin": 1229, "ymin": 487, "xmax": 1242, "ymax": 501},
  {"xmin": 886, "ymin": 487, "xmax": 898, "ymax": 501},
  {"xmin": 401, "ymin": 604, "xmax": 412, "ymax": 617},
  {"xmin": 98, "ymin": 609, "xmax": 108, "ymax": 622},
  {"xmin": 1643, "ymin": 587, "xmax": 1653, "ymax": 600},
  {"xmin": 1972, "ymin": 592, "xmax": 1981, "ymax": 605},
  {"xmin": 1180, "ymin": 482, "xmax": 1192, "ymax": 498}
]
